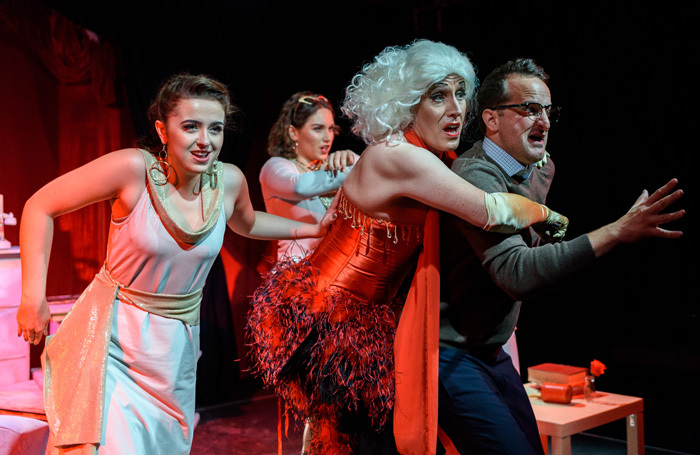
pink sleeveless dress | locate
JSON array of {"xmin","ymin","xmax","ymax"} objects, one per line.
[{"xmin": 44, "ymin": 152, "xmax": 225, "ymax": 455}]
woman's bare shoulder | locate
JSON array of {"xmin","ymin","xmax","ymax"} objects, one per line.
[
  {"xmin": 221, "ymin": 162, "xmax": 246, "ymax": 193},
  {"xmin": 101, "ymin": 148, "xmax": 149, "ymax": 174},
  {"xmin": 221, "ymin": 161, "xmax": 243, "ymax": 178},
  {"xmin": 359, "ymin": 141, "xmax": 441, "ymax": 181}
]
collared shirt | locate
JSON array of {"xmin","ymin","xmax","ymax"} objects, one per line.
[{"xmin": 482, "ymin": 137, "xmax": 534, "ymax": 181}]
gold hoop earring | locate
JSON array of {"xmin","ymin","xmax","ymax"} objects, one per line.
[{"xmin": 150, "ymin": 143, "xmax": 172, "ymax": 185}]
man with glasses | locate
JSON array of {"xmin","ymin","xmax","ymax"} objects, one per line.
[{"xmin": 437, "ymin": 58, "xmax": 684, "ymax": 454}]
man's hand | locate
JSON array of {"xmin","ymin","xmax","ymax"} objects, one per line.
[
  {"xmin": 589, "ymin": 178, "xmax": 684, "ymax": 257},
  {"xmin": 613, "ymin": 178, "xmax": 684, "ymax": 243}
]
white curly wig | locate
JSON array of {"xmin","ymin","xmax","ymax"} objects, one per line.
[{"xmin": 342, "ymin": 39, "xmax": 477, "ymax": 145}]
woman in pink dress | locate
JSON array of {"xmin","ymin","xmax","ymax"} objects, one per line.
[{"xmin": 15, "ymin": 73, "xmax": 337, "ymax": 455}]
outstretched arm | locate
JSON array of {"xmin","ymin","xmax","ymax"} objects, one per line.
[
  {"xmin": 375, "ymin": 142, "xmax": 567, "ymax": 236},
  {"xmin": 588, "ymin": 178, "xmax": 684, "ymax": 258},
  {"xmin": 227, "ymin": 163, "xmax": 338, "ymax": 239},
  {"xmin": 260, "ymin": 157, "xmax": 349, "ymax": 200}
]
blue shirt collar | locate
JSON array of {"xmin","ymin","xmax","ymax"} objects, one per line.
[{"xmin": 482, "ymin": 138, "xmax": 534, "ymax": 181}]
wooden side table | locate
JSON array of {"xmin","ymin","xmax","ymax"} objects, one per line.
[{"xmin": 528, "ymin": 386, "xmax": 644, "ymax": 455}]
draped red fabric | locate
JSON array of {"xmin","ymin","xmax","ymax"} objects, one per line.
[
  {"xmin": 393, "ymin": 130, "xmax": 455, "ymax": 455},
  {"xmin": 0, "ymin": 0, "xmax": 132, "ymax": 297},
  {"xmin": 48, "ymin": 82, "xmax": 133, "ymax": 293},
  {"xmin": 1, "ymin": 0, "xmax": 119, "ymax": 106}
]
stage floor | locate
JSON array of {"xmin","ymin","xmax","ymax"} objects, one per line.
[
  {"xmin": 191, "ymin": 392, "xmax": 305, "ymax": 455},
  {"xmin": 190, "ymin": 391, "xmax": 692, "ymax": 455}
]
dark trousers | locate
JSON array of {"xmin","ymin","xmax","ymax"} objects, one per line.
[{"xmin": 437, "ymin": 346, "xmax": 544, "ymax": 455}]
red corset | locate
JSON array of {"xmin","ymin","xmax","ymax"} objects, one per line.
[{"xmin": 308, "ymin": 192, "xmax": 424, "ymax": 305}]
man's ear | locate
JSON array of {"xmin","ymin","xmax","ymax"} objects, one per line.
[{"xmin": 482, "ymin": 109, "xmax": 499, "ymax": 134}]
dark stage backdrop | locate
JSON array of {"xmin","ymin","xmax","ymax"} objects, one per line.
[{"xmin": 2, "ymin": 1, "xmax": 696, "ymax": 452}]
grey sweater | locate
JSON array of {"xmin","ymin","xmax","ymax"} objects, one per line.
[{"xmin": 439, "ymin": 140, "xmax": 596, "ymax": 351}]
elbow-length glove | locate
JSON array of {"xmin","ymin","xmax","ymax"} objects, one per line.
[{"xmin": 484, "ymin": 192, "xmax": 568, "ymax": 241}]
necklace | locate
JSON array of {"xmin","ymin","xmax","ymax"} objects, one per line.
[
  {"xmin": 288, "ymin": 157, "xmax": 335, "ymax": 209},
  {"xmin": 290, "ymin": 157, "xmax": 323, "ymax": 172}
]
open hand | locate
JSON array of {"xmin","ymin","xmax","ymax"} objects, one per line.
[{"xmin": 615, "ymin": 178, "xmax": 685, "ymax": 243}]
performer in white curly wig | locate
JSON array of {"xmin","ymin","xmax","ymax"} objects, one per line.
[
  {"xmin": 247, "ymin": 39, "xmax": 569, "ymax": 455},
  {"xmin": 343, "ymin": 39, "xmax": 477, "ymax": 145}
]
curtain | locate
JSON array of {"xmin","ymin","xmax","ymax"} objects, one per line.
[{"xmin": 0, "ymin": 0, "xmax": 132, "ymax": 297}]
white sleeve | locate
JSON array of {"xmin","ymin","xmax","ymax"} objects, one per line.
[{"xmin": 259, "ymin": 157, "xmax": 351, "ymax": 201}]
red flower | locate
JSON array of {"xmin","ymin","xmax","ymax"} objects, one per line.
[{"xmin": 590, "ymin": 359, "xmax": 606, "ymax": 376}]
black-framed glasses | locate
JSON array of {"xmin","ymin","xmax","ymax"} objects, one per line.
[{"xmin": 491, "ymin": 102, "xmax": 560, "ymax": 123}]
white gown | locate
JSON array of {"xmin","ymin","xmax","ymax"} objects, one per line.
[{"xmin": 45, "ymin": 155, "xmax": 225, "ymax": 455}]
